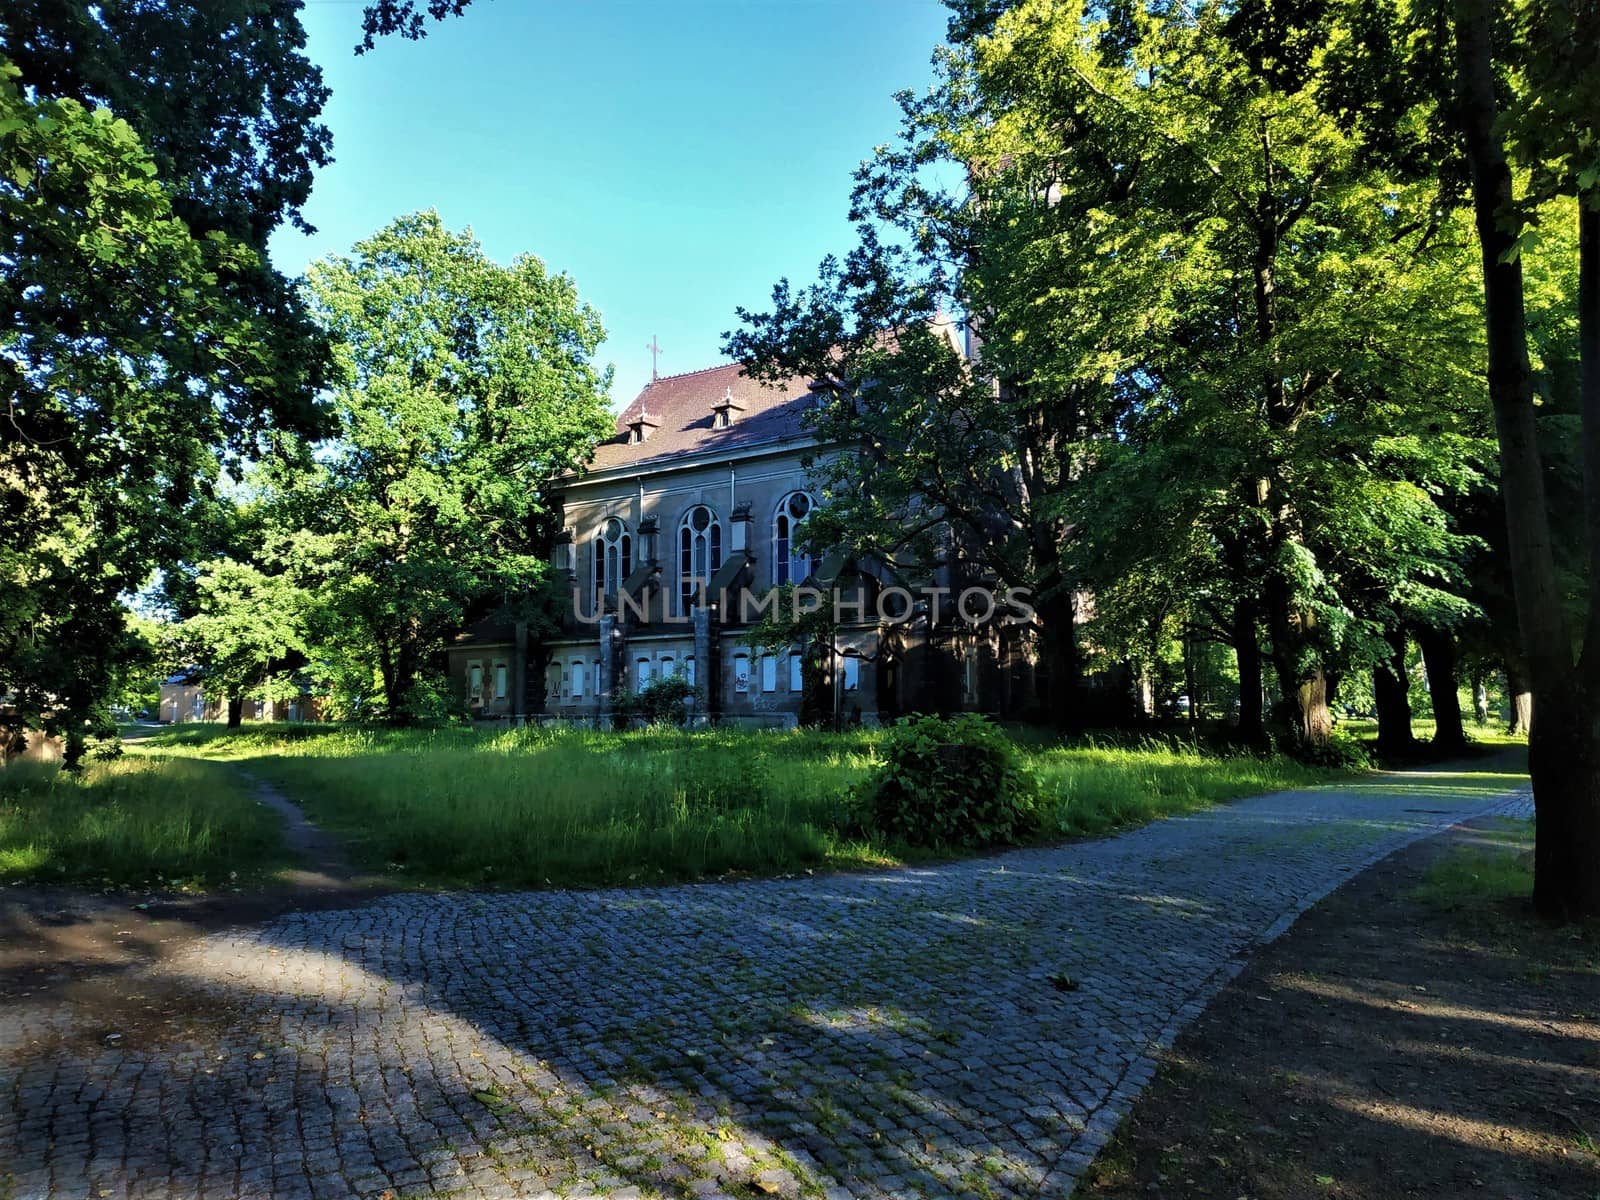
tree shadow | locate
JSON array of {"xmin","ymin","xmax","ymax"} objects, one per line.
[{"xmin": 1, "ymin": 774, "xmax": 1542, "ymax": 1199}]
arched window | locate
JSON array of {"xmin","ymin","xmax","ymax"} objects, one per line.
[
  {"xmin": 593, "ymin": 517, "xmax": 632, "ymax": 607},
  {"xmin": 773, "ymin": 492, "xmax": 814, "ymax": 586},
  {"xmin": 678, "ymin": 504, "xmax": 722, "ymax": 613}
]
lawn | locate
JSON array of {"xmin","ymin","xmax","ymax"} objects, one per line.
[
  {"xmin": 0, "ymin": 752, "xmax": 289, "ymax": 889},
  {"xmin": 138, "ymin": 723, "xmax": 1352, "ymax": 889}
]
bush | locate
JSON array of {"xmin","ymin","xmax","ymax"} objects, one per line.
[
  {"xmin": 1291, "ymin": 731, "xmax": 1373, "ymax": 769},
  {"xmin": 613, "ymin": 676, "xmax": 702, "ymax": 726},
  {"xmin": 858, "ymin": 713, "xmax": 1036, "ymax": 849}
]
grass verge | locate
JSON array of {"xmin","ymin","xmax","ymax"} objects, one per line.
[
  {"xmin": 1411, "ymin": 815, "xmax": 1535, "ymax": 910},
  {"xmin": 0, "ymin": 753, "xmax": 288, "ymax": 889},
  {"xmin": 138, "ymin": 723, "xmax": 1350, "ymax": 890}
]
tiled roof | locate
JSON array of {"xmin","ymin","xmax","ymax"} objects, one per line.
[{"xmin": 583, "ymin": 362, "xmax": 816, "ymax": 474}]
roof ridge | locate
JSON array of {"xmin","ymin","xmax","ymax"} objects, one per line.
[{"xmin": 643, "ymin": 360, "xmax": 743, "ymax": 386}]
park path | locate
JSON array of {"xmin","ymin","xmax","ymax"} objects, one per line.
[{"xmin": 0, "ymin": 764, "xmax": 1530, "ymax": 1200}]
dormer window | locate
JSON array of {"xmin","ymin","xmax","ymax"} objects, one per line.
[
  {"xmin": 628, "ymin": 411, "xmax": 660, "ymax": 443},
  {"xmin": 711, "ymin": 387, "xmax": 746, "ymax": 430},
  {"xmin": 594, "ymin": 517, "xmax": 632, "ymax": 606},
  {"xmin": 774, "ymin": 491, "xmax": 814, "ymax": 586}
]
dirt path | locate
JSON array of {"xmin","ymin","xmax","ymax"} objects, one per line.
[
  {"xmin": 0, "ymin": 768, "xmax": 386, "ymax": 1008},
  {"xmin": 1077, "ymin": 816, "xmax": 1600, "ymax": 1200}
]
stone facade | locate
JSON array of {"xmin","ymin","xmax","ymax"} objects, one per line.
[{"xmin": 449, "ymin": 355, "xmax": 1043, "ymax": 726}]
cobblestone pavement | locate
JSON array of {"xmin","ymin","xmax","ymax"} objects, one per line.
[{"xmin": 1, "ymin": 770, "xmax": 1530, "ymax": 1200}]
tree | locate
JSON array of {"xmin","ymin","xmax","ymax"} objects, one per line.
[
  {"xmin": 296, "ymin": 211, "xmax": 613, "ymax": 722},
  {"xmin": 176, "ymin": 552, "xmax": 312, "ymax": 728},
  {"xmin": 732, "ymin": 1, "xmax": 1489, "ymax": 751},
  {"xmin": 1447, "ymin": 0, "xmax": 1600, "ymax": 916},
  {"xmin": 0, "ymin": 2, "xmax": 331, "ymax": 760}
]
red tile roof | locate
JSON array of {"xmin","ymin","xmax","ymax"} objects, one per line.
[{"xmin": 584, "ymin": 362, "xmax": 816, "ymax": 473}]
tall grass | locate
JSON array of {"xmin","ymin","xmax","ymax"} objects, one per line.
[
  {"xmin": 143, "ymin": 723, "xmax": 1355, "ymax": 889},
  {"xmin": 1033, "ymin": 737, "xmax": 1341, "ymax": 836},
  {"xmin": 0, "ymin": 754, "xmax": 288, "ymax": 888}
]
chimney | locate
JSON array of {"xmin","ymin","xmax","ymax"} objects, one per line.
[
  {"xmin": 627, "ymin": 410, "xmax": 660, "ymax": 444},
  {"xmin": 711, "ymin": 387, "xmax": 746, "ymax": 430}
]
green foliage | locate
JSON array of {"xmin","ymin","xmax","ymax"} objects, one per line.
[
  {"xmin": 174, "ymin": 550, "xmax": 311, "ymax": 710},
  {"xmin": 0, "ymin": 0, "xmax": 331, "ymax": 757},
  {"xmin": 613, "ymin": 676, "xmax": 702, "ymax": 726},
  {"xmin": 1288, "ymin": 731, "xmax": 1374, "ymax": 770},
  {"xmin": 285, "ymin": 211, "xmax": 613, "ymax": 722},
  {"xmin": 857, "ymin": 714, "xmax": 1037, "ymax": 849}
]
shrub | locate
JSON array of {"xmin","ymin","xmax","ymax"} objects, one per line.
[
  {"xmin": 859, "ymin": 713, "xmax": 1036, "ymax": 848},
  {"xmin": 1292, "ymin": 731, "xmax": 1373, "ymax": 769},
  {"xmin": 613, "ymin": 676, "xmax": 702, "ymax": 726}
]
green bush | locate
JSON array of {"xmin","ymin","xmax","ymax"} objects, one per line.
[
  {"xmin": 613, "ymin": 676, "xmax": 702, "ymax": 726},
  {"xmin": 859, "ymin": 713, "xmax": 1037, "ymax": 848},
  {"xmin": 1292, "ymin": 730, "xmax": 1373, "ymax": 769}
]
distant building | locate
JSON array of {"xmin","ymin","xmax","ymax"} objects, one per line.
[
  {"xmin": 448, "ymin": 338, "xmax": 1043, "ymax": 726},
  {"xmin": 158, "ymin": 675, "xmax": 223, "ymax": 724},
  {"xmin": 157, "ymin": 674, "xmax": 325, "ymax": 724}
]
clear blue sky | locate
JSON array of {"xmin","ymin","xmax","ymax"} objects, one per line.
[{"xmin": 270, "ymin": 0, "xmax": 953, "ymax": 409}]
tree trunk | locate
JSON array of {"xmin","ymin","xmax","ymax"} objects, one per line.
[
  {"xmin": 1035, "ymin": 586, "xmax": 1080, "ymax": 731},
  {"xmin": 226, "ymin": 697, "xmax": 244, "ymax": 728},
  {"xmin": 1264, "ymin": 572, "xmax": 1332, "ymax": 755},
  {"xmin": 1373, "ymin": 627, "xmax": 1416, "ymax": 761},
  {"xmin": 387, "ymin": 643, "xmax": 417, "ymax": 726},
  {"xmin": 1503, "ymin": 651, "xmax": 1533, "ymax": 733},
  {"xmin": 1455, "ymin": 0, "xmax": 1600, "ymax": 917},
  {"xmin": 1183, "ymin": 636, "xmax": 1198, "ymax": 726},
  {"xmin": 1232, "ymin": 599, "xmax": 1268, "ymax": 749},
  {"xmin": 1416, "ymin": 626, "xmax": 1468, "ymax": 753}
]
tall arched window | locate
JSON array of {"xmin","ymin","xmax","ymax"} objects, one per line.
[
  {"xmin": 678, "ymin": 505, "xmax": 722, "ymax": 613},
  {"xmin": 593, "ymin": 517, "xmax": 632, "ymax": 607},
  {"xmin": 773, "ymin": 491, "xmax": 814, "ymax": 586}
]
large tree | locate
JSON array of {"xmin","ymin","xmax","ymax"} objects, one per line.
[
  {"xmin": 0, "ymin": 2, "xmax": 331, "ymax": 759},
  {"xmin": 1447, "ymin": 0, "xmax": 1600, "ymax": 917},
  {"xmin": 733, "ymin": 0, "xmax": 1489, "ymax": 750},
  {"xmin": 295, "ymin": 211, "xmax": 613, "ymax": 722}
]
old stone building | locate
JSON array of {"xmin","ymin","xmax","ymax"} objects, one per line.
[{"xmin": 448, "ymin": 345, "xmax": 1043, "ymax": 726}]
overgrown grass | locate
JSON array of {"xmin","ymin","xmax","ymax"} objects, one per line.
[
  {"xmin": 0, "ymin": 753, "xmax": 288, "ymax": 889},
  {"xmin": 141, "ymin": 723, "xmax": 1353, "ymax": 889},
  {"xmin": 1031, "ymin": 739, "xmax": 1339, "ymax": 837}
]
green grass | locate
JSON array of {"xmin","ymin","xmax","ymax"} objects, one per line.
[
  {"xmin": 0, "ymin": 752, "xmax": 289, "ymax": 889},
  {"xmin": 139, "ymin": 723, "xmax": 1354, "ymax": 889},
  {"xmin": 1412, "ymin": 816, "xmax": 1536, "ymax": 910}
]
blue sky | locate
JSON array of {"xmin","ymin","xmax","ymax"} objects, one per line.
[{"xmin": 270, "ymin": 0, "xmax": 953, "ymax": 409}]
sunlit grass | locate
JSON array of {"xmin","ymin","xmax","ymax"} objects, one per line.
[
  {"xmin": 0, "ymin": 753, "xmax": 289, "ymax": 888},
  {"xmin": 136, "ymin": 723, "xmax": 1366, "ymax": 889},
  {"xmin": 1413, "ymin": 817, "xmax": 1535, "ymax": 910}
]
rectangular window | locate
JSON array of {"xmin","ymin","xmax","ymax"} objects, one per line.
[
  {"xmin": 733, "ymin": 654, "xmax": 750, "ymax": 694},
  {"xmin": 659, "ymin": 655, "xmax": 674, "ymax": 678},
  {"xmin": 468, "ymin": 662, "xmax": 484, "ymax": 702},
  {"xmin": 789, "ymin": 653, "xmax": 803, "ymax": 692},
  {"xmin": 494, "ymin": 663, "xmax": 508, "ymax": 700},
  {"xmin": 637, "ymin": 657, "xmax": 653, "ymax": 686},
  {"xmin": 760, "ymin": 655, "xmax": 777, "ymax": 693},
  {"xmin": 842, "ymin": 654, "xmax": 860, "ymax": 692},
  {"xmin": 684, "ymin": 656, "xmax": 695, "ymax": 686},
  {"xmin": 571, "ymin": 661, "xmax": 585, "ymax": 698}
]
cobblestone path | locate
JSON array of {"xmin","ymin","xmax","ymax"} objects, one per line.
[{"xmin": 1, "ymin": 769, "xmax": 1530, "ymax": 1200}]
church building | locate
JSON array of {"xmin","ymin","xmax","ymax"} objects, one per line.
[{"xmin": 447, "ymin": 341, "xmax": 1042, "ymax": 726}]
